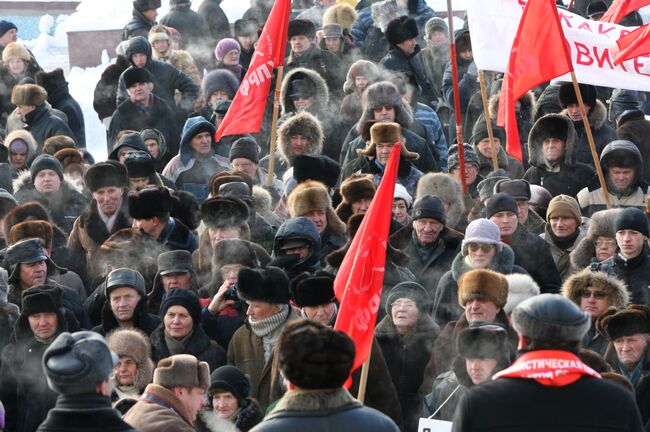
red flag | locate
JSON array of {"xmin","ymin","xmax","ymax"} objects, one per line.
[
  {"xmin": 334, "ymin": 143, "xmax": 400, "ymax": 386},
  {"xmin": 601, "ymin": 0, "xmax": 650, "ymax": 24},
  {"xmin": 214, "ymin": 0, "xmax": 291, "ymax": 141},
  {"xmin": 497, "ymin": 0, "xmax": 573, "ymax": 162},
  {"xmin": 613, "ymin": 23, "xmax": 650, "ymax": 65}
]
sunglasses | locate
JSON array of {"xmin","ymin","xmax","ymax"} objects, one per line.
[
  {"xmin": 467, "ymin": 243, "xmax": 494, "ymax": 252},
  {"xmin": 579, "ymin": 290, "xmax": 607, "ymax": 299}
]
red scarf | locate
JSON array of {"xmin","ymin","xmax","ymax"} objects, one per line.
[{"xmin": 493, "ymin": 350, "xmax": 601, "ymax": 387}]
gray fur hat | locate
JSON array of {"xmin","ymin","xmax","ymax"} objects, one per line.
[
  {"xmin": 512, "ymin": 294, "xmax": 591, "ymax": 342},
  {"xmin": 357, "ymin": 81, "xmax": 413, "ymax": 134},
  {"xmin": 202, "ymin": 69, "xmax": 240, "ymax": 102},
  {"xmin": 106, "ymin": 329, "xmax": 154, "ymax": 391},
  {"xmin": 154, "ymin": 354, "xmax": 210, "ymax": 390},
  {"xmin": 570, "ymin": 208, "xmax": 622, "ymax": 271}
]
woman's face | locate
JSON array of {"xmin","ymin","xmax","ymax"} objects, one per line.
[
  {"xmin": 8, "ymin": 58, "xmax": 26, "ymax": 75},
  {"xmin": 212, "ymin": 391, "xmax": 239, "ymax": 418}
]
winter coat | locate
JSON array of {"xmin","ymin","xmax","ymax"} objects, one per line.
[
  {"xmin": 160, "ymin": 3, "xmax": 212, "ymax": 70},
  {"xmin": 421, "ymin": 370, "xmax": 466, "ymax": 422},
  {"xmin": 540, "ymin": 225, "xmax": 587, "ymax": 281},
  {"xmin": 432, "ymin": 311, "xmax": 517, "ymax": 376},
  {"xmin": 36, "ymin": 394, "xmax": 136, "ymax": 432},
  {"xmin": 507, "ymin": 223, "xmax": 563, "ymax": 294},
  {"xmin": 0, "ymin": 304, "xmax": 18, "ymax": 358},
  {"xmin": 420, "ymin": 44, "xmax": 450, "ymax": 105},
  {"xmin": 524, "ymin": 114, "xmax": 596, "ymax": 199},
  {"xmin": 284, "ymin": 44, "xmax": 346, "ymax": 102},
  {"xmin": 150, "ymin": 325, "xmax": 226, "ymax": 372},
  {"xmin": 475, "ymin": 144, "xmax": 525, "ymax": 180},
  {"xmin": 604, "ymin": 346, "xmax": 650, "ymax": 425},
  {"xmin": 601, "ymin": 250, "xmax": 650, "ymax": 305},
  {"xmin": 196, "ymin": 400, "xmax": 262, "ymax": 432},
  {"xmin": 319, "ymin": 226, "xmax": 347, "ymax": 267},
  {"xmin": 41, "ymin": 77, "xmax": 85, "ymax": 147},
  {"xmin": 563, "ymin": 100, "xmax": 618, "ymax": 168},
  {"xmin": 485, "ymin": 91, "xmax": 536, "ymax": 163},
  {"xmin": 442, "ymin": 56, "xmax": 477, "ymax": 124},
  {"xmin": 380, "ymin": 46, "xmax": 437, "ymax": 105},
  {"xmin": 250, "ymin": 387, "xmax": 399, "ymax": 432},
  {"xmin": 451, "ymin": 368, "xmax": 644, "ymax": 431},
  {"xmin": 123, "ymin": 8, "xmax": 156, "ymax": 40},
  {"xmin": 375, "ymin": 312, "xmax": 440, "ymax": 432},
  {"xmin": 92, "ymin": 297, "xmax": 161, "ymax": 336},
  {"xmin": 197, "ymin": 0, "xmax": 232, "ymax": 48},
  {"xmin": 0, "ymin": 60, "xmax": 42, "ymax": 126},
  {"xmin": 0, "ymin": 307, "xmax": 79, "ymax": 432},
  {"xmin": 123, "ymin": 383, "xmax": 196, "ymax": 432},
  {"xmin": 13, "ymin": 171, "xmax": 88, "ymax": 233},
  {"xmin": 94, "ymin": 55, "xmax": 130, "ymax": 121},
  {"xmin": 389, "ymin": 225, "xmax": 462, "ymax": 305},
  {"xmin": 342, "ymin": 155, "xmax": 423, "ymax": 197},
  {"xmin": 152, "ymin": 47, "xmax": 201, "ymax": 97},
  {"xmin": 227, "ymin": 308, "xmax": 300, "ymax": 411},
  {"xmin": 22, "ymin": 103, "xmax": 75, "ymax": 150},
  {"xmin": 432, "ymin": 245, "xmax": 526, "ymax": 327},
  {"xmin": 108, "ymin": 95, "xmax": 178, "ymax": 149},
  {"xmin": 577, "ymin": 140, "xmax": 648, "ymax": 217},
  {"xmin": 117, "ymin": 38, "xmax": 199, "ymax": 123},
  {"xmin": 414, "ymin": 103, "xmax": 448, "ymax": 171},
  {"xmin": 67, "ymin": 199, "xmax": 132, "ymax": 279},
  {"xmin": 617, "ymin": 110, "xmax": 650, "ymax": 182}
]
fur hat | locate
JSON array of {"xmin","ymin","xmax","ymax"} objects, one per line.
[
  {"xmin": 234, "ymin": 18, "xmax": 259, "ymax": 37},
  {"xmin": 371, "ymin": 0, "xmax": 408, "ymax": 32},
  {"xmin": 290, "ymin": 272, "xmax": 336, "ymax": 308},
  {"xmin": 457, "ymin": 322, "xmax": 509, "ymax": 360},
  {"xmin": 293, "ymin": 155, "xmax": 340, "ymax": 188},
  {"xmin": 133, "ymin": 0, "xmax": 161, "ymax": 12},
  {"xmin": 562, "ymin": 269, "xmax": 629, "ymax": 310},
  {"xmin": 200, "ymin": 196, "xmax": 249, "ymax": 229},
  {"xmin": 22, "ymin": 284, "xmax": 62, "ymax": 316},
  {"xmin": 35, "ymin": 68, "xmax": 67, "ymax": 96},
  {"xmin": 415, "ymin": 173, "xmax": 465, "ymax": 226},
  {"xmin": 160, "ymin": 289, "xmax": 202, "ymax": 326},
  {"xmin": 336, "ymin": 174, "xmax": 376, "ymax": 222},
  {"xmin": 30, "ymin": 154, "xmax": 63, "ymax": 182},
  {"xmin": 323, "ymin": 3, "xmax": 357, "ymax": 31},
  {"xmin": 512, "ymin": 293, "xmax": 591, "ymax": 342},
  {"xmin": 124, "ymin": 150, "xmax": 156, "ymax": 178},
  {"xmin": 357, "ymin": 122, "xmax": 418, "ymax": 160},
  {"xmin": 288, "ymin": 180, "xmax": 346, "ymax": 236},
  {"xmin": 209, "ymin": 366, "xmax": 251, "ymax": 405},
  {"xmin": 288, "ymin": 19, "xmax": 315, "ymax": 40},
  {"xmin": 106, "ymin": 329, "xmax": 154, "ymax": 390},
  {"xmin": 123, "ymin": 67, "xmax": 154, "ymax": 88},
  {"xmin": 148, "ymin": 24, "xmax": 170, "ymax": 45},
  {"xmin": 528, "ymin": 113, "xmax": 576, "ymax": 167},
  {"xmin": 2, "ymin": 42, "xmax": 30, "ymax": 63},
  {"xmin": 202, "ymin": 70, "xmax": 240, "ymax": 102},
  {"xmin": 11, "ymin": 84, "xmax": 47, "ymax": 106},
  {"xmin": 597, "ymin": 305, "xmax": 650, "ymax": 341},
  {"xmin": 384, "ymin": 281, "xmax": 429, "ymax": 316},
  {"xmin": 278, "ymin": 111, "xmax": 324, "ymax": 164},
  {"xmin": 570, "ymin": 208, "xmax": 622, "ymax": 270},
  {"xmin": 53, "ymin": 148, "xmax": 85, "ymax": 176},
  {"xmin": 9, "ymin": 220, "xmax": 53, "ymax": 250},
  {"xmin": 504, "ymin": 273, "xmax": 540, "ymax": 315},
  {"xmin": 425, "ymin": 16, "xmax": 449, "ymax": 39},
  {"xmin": 4, "ymin": 130, "xmax": 37, "ymax": 157},
  {"xmin": 2, "ymin": 201, "xmax": 53, "ymax": 243},
  {"xmin": 357, "ymin": 81, "xmax": 413, "ymax": 133},
  {"xmin": 215, "ymin": 38, "xmax": 241, "ymax": 61},
  {"xmin": 237, "ymin": 266, "xmax": 290, "ymax": 304},
  {"xmin": 559, "ymin": 82, "xmax": 597, "ymax": 109},
  {"xmin": 128, "ymin": 186, "xmax": 172, "ymax": 220},
  {"xmin": 153, "ymin": 354, "xmax": 210, "ymax": 390},
  {"xmin": 458, "ymin": 268, "xmax": 509, "ymax": 309},
  {"xmin": 385, "ymin": 16, "xmax": 418, "ymax": 46},
  {"xmin": 209, "ymin": 171, "xmax": 253, "ymax": 198},
  {"xmin": 84, "ymin": 161, "xmax": 128, "ymax": 192},
  {"xmin": 448, "ymin": 143, "xmax": 480, "ymax": 171},
  {"xmin": 615, "ymin": 207, "xmax": 649, "ymax": 237},
  {"xmin": 471, "ymin": 117, "xmax": 506, "ymax": 146},
  {"xmin": 277, "ymin": 319, "xmax": 355, "ymax": 389},
  {"xmin": 171, "ymin": 190, "xmax": 200, "ymax": 231},
  {"xmin": 343, "ymin": 60, "xmax": 381, "ymax": 94},
  {"xmin": 212, "ymin": 239, "xmax": 260, "ymax": 275}
]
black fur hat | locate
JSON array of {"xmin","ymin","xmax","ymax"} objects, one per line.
[
  {"xmin": 171, "ymin": 190, "xmax": 200, "ymax": 230},
  {"xmin": 128, "ymin": 186, "xmax": 172, "ymax": 219},
  {"xmin": 123, "ymin": 67, "xmax": 153, "ymax": 88},
  {"xmin": 288, "ymin": 19, "xmax": 316, "ymax": 40},
  {"xmin": 133, "ymin": 0, "xmax": 161, "ymax": 12},
  {"xmin": 237, "ymin": 266, "xmax": 290, "ymax": 304},
  {"xmin": 84, "ymin": 161, "xmax": 128, "ymax": 192},
  {"xmin": 290, "ymin": 271, "xmax": 336, "ymax": 308},
  {"xmin": 200, "ymin": 196, "xmax": 249, "ymax": 229},
  {"xmin": 559, "ymin": 82, "xmax": 597, "ymax": 109},
  {"xmin": 35, "ymin": 68, "xmax": 67, "ymax": 96},
  {"xmin": 385, "ymin": 16, "xmax": 419, "ymax": 46},
  {"xmin": 597, "ymin": 305, "xmax": 650, "ymax": 341},
  {"xmin": 293, "ymin": 155, "xmax": 340, "ymax": 188},
  {"xmin": 457, "ymin": 322, "xmax": 508, "ymax": 360}
]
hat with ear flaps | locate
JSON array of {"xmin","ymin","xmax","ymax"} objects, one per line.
[
  {"xmin": 153, "ymin": 354, "xmax": 210, "ymax": 391},
  {"xmin": 288, "ymin": 180, "xmax": 346, "ymax": 236},
  {"xmin": 385, "ymin": 16, "xmax": 418, "ymax": 47},
  {"xmin": 335, "ymin": 173, "xmax": 376, "ymax": 223},
  {"xmin": 597, "ymin": 305, "xmax": 650, "ymax": 342},
  {"xmin": 357, "ymin": 121, "xmax": 419, "ymax": 160},
  {"xmin": 570, "ymin": 208, "xmax": 622, "ymax": 271},
  {"xmin": 106, "ymin": 328, "xmax": 154, "ymax": 391},
  {"xmin": 357, "ymin": 81, "xmax": 414, "ymax": 135},
  {"xmin": 322, "ymin": 3, "xmax": 357, "ymax": 32}
]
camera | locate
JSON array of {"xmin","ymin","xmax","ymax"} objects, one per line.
[{"xmin": 224, "ymin": 283, "xmax": 239, "ymax": 301}]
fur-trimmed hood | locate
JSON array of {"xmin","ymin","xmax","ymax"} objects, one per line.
[
  {"xmin": 416, "ymin": 173, "xmax": 465, "ymax": 229},
  {"xmin": 356, "ymin": 81, "xmax": 413, "ymax": 134},
  {"xmin": 527, "ymin": 113, "xmax": 576, "ymax": 168},
  {"xmin": 450, "ymin": 244, "xmax": 517, "ymax": 282},
  {"xmin": 106, "ymin": 328, "xmax": 155, "ymax": 392},
  {"xmin": 561, "ymin": 99, "xmax": 609, "ymax": 131},
  {"xmin": 489, "ymin": 91, "xmax": 536, "ymax": 122},
  {"xmin": 4, "ymin": 129, "xmax": 38, "ymax": 157},
  {"xmin": 280, "ymin": 67, "xmax": 329, "ymax": 115},
  {"xmin": 570, "ymin": 208, "xmax": 622, "ymax": 271},
  {"xmin": 277, "ymin": 111, "xmax": 324, "ymax": 165},
  {"xmin": 562, "ymin": 269, "xmax": 629, "ymax": 310},
  {"xmin": 342, "ymin": 60, "xmax": 382, "ymax": 94}
]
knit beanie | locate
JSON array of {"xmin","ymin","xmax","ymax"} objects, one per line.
[
  {"xmin": 615, "ymin": 207, "xmax": 649, "ymax": 237},
  {"xmin": 486, "ymin": 192, "xmax": 518, "ymax": 218},
  {"xmin": 384, "ymin": 281, "xmax": 429, "ymax": 316},
  {"xmin": 412, "ymin": 195, "xmax": 446, "ymax": 224},
  {"xmin": 30, "ymin": 154, "xmax": 63, "ymax": 182},
  {"xmin": 546, "ymin": 194, "xmax": 581, "ymax": 225},
  {"xmin": 229, "ymin": 137, "xmax": 259, "ymax": 164},
  {"xmin": 209, "ymin": 366, "xmax": 251, "ymax": 405},
  {"xmin": 214, "ymin": 38, "xmax": 241, "ymax": 61},
  {"xmin": 461, "ymin": 218, "xmax": 503, "ymax": 256},
  {"xmin": 160, "ymin": 289, "xmax": 202, "ymax": 326}
]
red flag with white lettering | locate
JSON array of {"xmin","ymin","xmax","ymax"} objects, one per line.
[
  {"xmin": 214, "ymin": 0, "xmax": 291, "ymax": 141},
  {"xmin": 614, "ymin": 23, "xmax": 650, "ymax": 65},
  {"xmin": 600, "ymin": 0, "xmax": 650, "ymax": 24},
  {"xmin": 497, "ymin": 0, "xmax": 573, "ymax": 162},
  {"xmin": 334, "ymin": 143, "xmax": 400, "ymax": 386}
]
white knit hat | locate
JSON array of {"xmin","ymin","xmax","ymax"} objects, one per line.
[
  {"xmin": 461, "ymin": 218, "xmax": 503, "ymax": 256},
  {"xmin": 393, "ymin": 183, "xmax": 412, "ymax": 207}
]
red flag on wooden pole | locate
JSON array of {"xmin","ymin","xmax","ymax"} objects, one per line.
[
  {"xmin": 334, "ymin": 143, "xmax": 400, "ymax": 387},
  {"xmin": 601, "ymin": 0, "xmax": 650, "ymax": 24},
  {"xmin": 214, "ymin": 0, "xmax": 291, "ymax": 141},
  {"xmin": 497, "ymin": 0, "xmax": 574, "ymax": 162},
  {"xmin": 614, "ymin": 23, "xmax": 650, "ymax": 65}
]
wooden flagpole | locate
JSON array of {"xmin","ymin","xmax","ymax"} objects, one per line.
[
  {"xmin": 569, "ymin": 72, "xmax": 611, "ymax": 209},
  {"xmin": 267, "ymin": 66, "xmax": 285, "ymax": 186},
  {"xmin": 446, "ymin": 0, "xmax": 467, "ymax": 193},
  {"xmin": 357, "ymin": 344, "xmax": 372, "ymax": 403},
  {"xmin": 478, "ymin": 70, "xmax": 499, "ymax": 172}
]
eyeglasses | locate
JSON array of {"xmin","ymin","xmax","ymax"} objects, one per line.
[
  {"xmin": 579, "ymin": 290, "xmax": 607, "ymax": 299},
  {"xmin": 373, "ymin": 105, "xmax": 394, "ymax": 113},
  {"xmin": 391, "ymin": 301, "xmax": 417, "ymax": 310},
  {"xmin": 595, "ymin": 239, "xmax": 617, "ymax": 247},
  {"xmin": 467, "ymin": 243, "xmax": 494, "ymax": 252}
]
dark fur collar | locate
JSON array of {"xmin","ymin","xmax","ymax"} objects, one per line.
[{"xmin": 78, "ymin": 200, "xmax": 131, "ymax": 246}]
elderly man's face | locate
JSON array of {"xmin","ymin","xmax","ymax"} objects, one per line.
[
  {"xmin": 162, "ymin": 272, "xmax": 192, "ymax": 292},
  {"xmin": 376, "ymin": 142, "xmax": 395, "ymax": 165},
  {"xmin": 128, "ymin": 82, "xmax": 152, "ymax": 103},
  {"xmin": 465, "ymin": 298, "xmax": 499, "ymax": 323},
  {"xmin": 542, "ymin": 138, "xmax": 565, "ymax": 162},
  {"xmin": 303, "ymin": 302, "xmax": 337, "ymax": 326},
  {"xmin": 109, "ymin": 287, "xmax": 141, "ymax": 322},
  {"xmin": 305, "ymin": 209, "xmax": 327, "ymax": 234},
  {"xmin": 413, "ymin": 218, "xmax": 443, "ymax": 245},
  {"xmin": 190, "ymin": 132, "xmax": 212, "ymax": 155},
  {"xmin": 614, "ymin": 334, "xmax": 649, "ymax": 371},
  {"xmin": 20, "ymin": 260, "xmax": 47, "ymax": 288},
  {"xmin": 92, "ymin": 186, "xmax": 124, "ymax": 216},
  {"xmin": 246, "ymin": 300, "xmax": 282, "ymax": 321},
  {"xmin": 28, "ymin": 312, "xmax": 58, "ymax": 340}
]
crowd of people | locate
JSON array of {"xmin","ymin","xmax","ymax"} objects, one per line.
[{"xmin": 0, "ymin": 0, "xmax": 650, "ymax": 430}]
